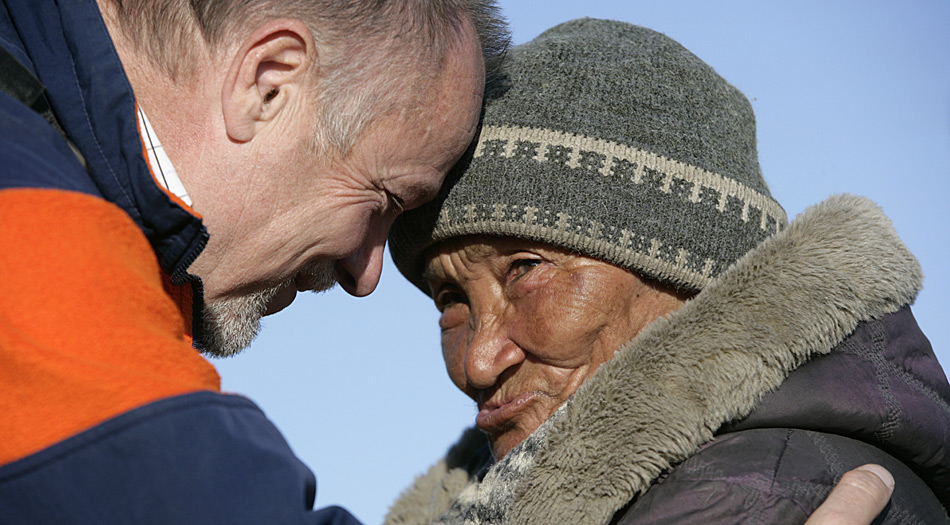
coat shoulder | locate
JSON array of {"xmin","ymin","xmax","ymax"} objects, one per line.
[{"xmin": 614, "ymin": 428, "xmax": 948, "ymax": 524}]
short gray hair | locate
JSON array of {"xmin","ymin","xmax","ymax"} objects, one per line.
[{"xmin": 104, "ymin": 0, "xmax": 509, "ymax": 153}]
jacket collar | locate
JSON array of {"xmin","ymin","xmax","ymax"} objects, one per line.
[
  {"xmin": 387, "ymin": 195, "xmax": 924, "ymax": 524},
  {"xmin": 3, "ymin": 0, "xmax": 208, "ymax": 283}
]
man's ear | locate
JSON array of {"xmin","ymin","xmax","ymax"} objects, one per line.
[{"xmin": 222, "ymin": 19, "xmax": 315, "ymax": 142}]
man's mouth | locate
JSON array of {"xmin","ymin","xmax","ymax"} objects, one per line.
[
  {"xmin": 264, "ymin": 282, "xmax": 297, "ymax": 316},
  {"xmin": 263, "ymin": 265, "xmax": 338, "ymax": 317}
]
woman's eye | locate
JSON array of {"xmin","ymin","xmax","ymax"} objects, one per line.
[
  {"xmin": 510, "ymin": 259, "xmax": 541, "ymax": 278},
  {"xmin": 434, "ymin": 289, "xmax": 467, "ymax": 312}
]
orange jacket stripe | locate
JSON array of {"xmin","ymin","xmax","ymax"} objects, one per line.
[{"xmin": 0, "ymin": 188, "xmax": 220, "ymax": 465}]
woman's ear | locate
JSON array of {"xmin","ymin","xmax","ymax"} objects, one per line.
[{"xmin": 221, "ymin": 19, "xmax": 315, "ymax": 142}]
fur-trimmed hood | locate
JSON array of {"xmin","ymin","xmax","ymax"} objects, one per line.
[{"xmin": 386, "ymin": 195, "xmax": 948, "ymax": 524}]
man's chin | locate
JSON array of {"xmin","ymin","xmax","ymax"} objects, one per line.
[
  {"xmin": 199, "ymin": 287, "xmax": 276, "ymax": 358},
  {"xmin": 199, "ymin": 261, "xmax": 338, "ymax": 357},
  {"xmin": 264, "ymin": 284, "xmax": 298, "ymax": 316}
]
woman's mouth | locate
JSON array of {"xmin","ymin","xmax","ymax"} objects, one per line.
[{"xmin": 476, "ymin": 391, "xmax": 540, "ymax": 431}]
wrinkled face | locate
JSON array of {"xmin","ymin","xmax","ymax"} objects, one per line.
[
  {"xmin": 195, "ymin": 26, "xmax": 485, "ymax": 357},
  {"xmin": 424, "ymin": 236, "xmax": 687, "ymax": 459}
]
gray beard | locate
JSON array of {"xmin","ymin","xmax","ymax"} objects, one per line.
[{"xmin": 200, "ymin": 260, "xmax": 338, "ymax": 358}]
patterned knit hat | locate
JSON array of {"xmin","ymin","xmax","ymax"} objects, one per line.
[{"xmin": 389, "ymin": 18, "xmax": 787, "ymax": 294}]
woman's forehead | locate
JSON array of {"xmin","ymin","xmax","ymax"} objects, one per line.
[
  {"xmin": 422, "ymin": 237, "xmax": 504, "ymax": 283},
  {"xmin": 421, "ymin": 236, "xmax": 621, "ymax": 285},
  {"xmin": 423, "ymin": 236, "xmax": 541, "ymax": 276},
  {"xmin": 425, "ymin": 235, "xmax": 581, "ymax": 262}
]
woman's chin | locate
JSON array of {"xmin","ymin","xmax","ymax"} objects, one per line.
[{"xmin": 489, "ymin": 431, "xmax": 530, "ymax": 460}]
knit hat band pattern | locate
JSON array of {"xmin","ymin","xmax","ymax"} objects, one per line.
[{"xmin": 390, "ymin": 19, "xmax": 787, "ymax": 294}]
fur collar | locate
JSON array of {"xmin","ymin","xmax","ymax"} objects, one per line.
[{"xmin": 386, "ymin": 195, "xmax": 923, "ymax": 524}]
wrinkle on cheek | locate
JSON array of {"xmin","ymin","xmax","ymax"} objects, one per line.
[
  {"xmin": 528, "ymin": 273, "xmax": 596, "ymax": 332},
  {"xmin": 506, "ymin": 268, "xmax": 554, "ymax": 300},
  {"xmin": 568, "ymin": 269, "xmax": 634, "ymax": 327},
  {"xmin": 519, "ymin": 270, "xmax": 624, "ymax": 366},
  {"xmin": 570, "ymin": 268, "xmax": 623, "ymax": 310},
  {"xmin": 442, "ymin": 330, "xmax": 470, "ymax": 393},
  {"xmin": 536, "ymin": 360, "xmax": 584, "ymax": 391}
]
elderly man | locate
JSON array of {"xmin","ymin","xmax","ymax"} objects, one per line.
[{"xmin": 0, "ymin": 0, "xmax": 503, "ymax": 522}]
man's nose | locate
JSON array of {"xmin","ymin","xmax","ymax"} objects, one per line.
[
  {"xmin": 335, "ymin": 239, "xmax": 385, "ymax": 297},
  {"xmin": 335, "ymin": 214, "xmax": 395, "ymax": 297},
  {"xmin": 464, "ymin": 315, "xmax": 525, "ymax": 390}
]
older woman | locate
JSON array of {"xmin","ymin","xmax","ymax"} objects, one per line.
[{"xmin": 386, "ymin": 19, "xmax": 950, "ymax": 524}]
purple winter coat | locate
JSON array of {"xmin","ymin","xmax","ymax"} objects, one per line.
[
  {"xmin": 386, "ymin": 196, "xmax": 950, "ymax": 524},
  {"xmin": 617, "ymin": 306, "xmax": 949, "ymax": 523}
]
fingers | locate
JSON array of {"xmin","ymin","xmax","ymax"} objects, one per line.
[{"xmin": 805, "ymin": 464, "xmax": 895, "ymax": 525}]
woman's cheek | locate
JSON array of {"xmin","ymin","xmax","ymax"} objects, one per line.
[
  {"xmin": 508, "ymin": 281, "xmax": 569, "ymax": 351},
  {"xmin": 511, "ymin": 276, "xmax": 598, "ymax": 362},
  {"xmin": 441, "ymin": 328, "xmax": 470, "ymax": 393},
  {"xmin": 506, "ymin": 268, "xmax": 554, "ymax": 300}
]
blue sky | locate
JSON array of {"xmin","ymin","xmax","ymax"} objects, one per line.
[{"xmin": 216, "ymin": 2, "xmax": 950, "ymax": 522}]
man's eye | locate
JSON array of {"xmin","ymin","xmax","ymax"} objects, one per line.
[
  {"xmin": 387, "ymin": 192, "xmax": 405, "ymax": 214},
  {"xmin": 510, "ymin": 259, "xmax": 541, "ymax": 278}
]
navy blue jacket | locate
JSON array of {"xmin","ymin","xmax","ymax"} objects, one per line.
[{"xmin": 0, "ymin": 2, "xmax": 358, "ymax": 523}]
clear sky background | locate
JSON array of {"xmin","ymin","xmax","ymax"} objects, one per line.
[{"xmin": 216, "ymin": 2, "xmax": 950, "ymax": 523}]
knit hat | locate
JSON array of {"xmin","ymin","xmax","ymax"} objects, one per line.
[{"xmin": 389, "ymin": 18, "xmax": 787, "ymax": 294}]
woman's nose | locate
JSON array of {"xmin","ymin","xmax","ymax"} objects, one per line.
[{"xmin": 464, "ymin": 315, "xmax": 525, "ymax": 390}]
